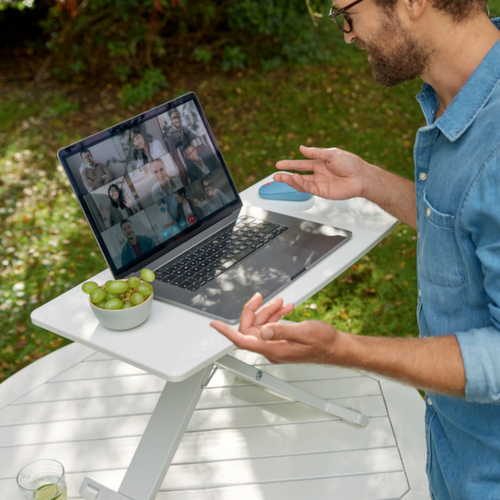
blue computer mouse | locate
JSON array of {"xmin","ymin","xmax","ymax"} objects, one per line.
[{"xmin": 258, "ymin": 181, "xmax": 312, "ymax": 201}]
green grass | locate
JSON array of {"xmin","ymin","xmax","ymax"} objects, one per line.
[{"xmin": 0, "ymin": 38, "xmax": 423, "ymax": 382}]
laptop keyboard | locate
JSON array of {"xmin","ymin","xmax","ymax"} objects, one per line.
[{"xmin": 155, "ymin": 216, "xmax": 288, "ymax": 292}]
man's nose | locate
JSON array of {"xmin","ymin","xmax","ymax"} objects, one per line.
[{"xmin": 344, "ymin": 30, "xmax": 356, "ymax": 44}]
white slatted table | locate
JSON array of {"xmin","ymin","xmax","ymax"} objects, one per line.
[
  {"xmin": 0, "ymin": 341, "xmax": 429, "ymax": 499},
  {"xmin": 14, "ymin": 176, "xmax": 430, "ymax": 499}
]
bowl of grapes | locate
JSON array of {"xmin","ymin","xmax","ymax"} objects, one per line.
[{"xmin": 81, "ymin": 268, "xmax": 156, "ymax": 331}]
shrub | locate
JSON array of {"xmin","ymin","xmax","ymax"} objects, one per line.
[{"xmin": 1, "ymin": 0, "xmax": 336, "ymax": 81}]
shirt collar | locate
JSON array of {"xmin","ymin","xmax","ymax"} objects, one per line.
[{"xmin": 416, "ymin": 18, "xmax": 500, "ymax": 142}]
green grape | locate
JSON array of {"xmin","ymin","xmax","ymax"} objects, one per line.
[
  {"xmin": 140, "ymin": 268, "xmax": 156, "ymax": 283},
  {"xmin": 138, "ymin": 283, "xmax": 154, "ymax": 297},
  {"xmin": 90, "ymin": 288, "xmax": 106, "ymax": 304},
  {"xmin": 105, "ymin": 291, "xmax": 119, "ymax": 301},
  {"xmin": 131, "ymin": 292, "xmax": 144, "ymax": 305},
  {"xmin": 122, "ymin": 301, "xmax": 133, "ymax": 309},
  {"xmin": 95, "ymin": 300, "xmax": 107, "ymax": 309},
  {"xmin": 82, "ymin": 281, "xmax": 99, "ymax": 294},
  {"xmin": 128, "ymin": 276, "xmax": 141, "ymax": 290},
  {"xmin": 104, "ymin": 298, "xmax": 124, "ymax": 310},
  {"xmin": 105, "ymin": 280, "xmax": 129, "ymax": 294}
]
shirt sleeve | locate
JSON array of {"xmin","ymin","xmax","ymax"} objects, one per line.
[
  {"xmin": 456, "ymin": 154, "xmax": 500, "ymax": 403},
  {"xmin": 456, "ymin": 327, "xmax": 500, "ymax": 403}
]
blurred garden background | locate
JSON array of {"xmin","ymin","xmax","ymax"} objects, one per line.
[{"xmin": 2, "ymin": 0, "xmax": 496, "ymax": 383}]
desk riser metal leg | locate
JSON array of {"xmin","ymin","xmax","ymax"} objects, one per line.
[
  {"xmin": 216, "ymin": 354, "xmax": 368, "ymax": 427},
  {"xmin": 80, "ymin": 364, "xmax": 215, "ymax": 500}
]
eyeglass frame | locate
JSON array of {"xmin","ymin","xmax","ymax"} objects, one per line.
[{"xmin": 328, "ymin": 0, "xmax": 365, "ymax": 34}]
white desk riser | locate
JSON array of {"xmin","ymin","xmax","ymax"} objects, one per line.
[{"xmin": 31, "ymin": 174, "xmax": 399, "ymax": 500}]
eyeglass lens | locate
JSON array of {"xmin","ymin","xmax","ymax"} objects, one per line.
[
  {"xmin": 336, "ymin": 13, "xmax": 352, "ymax": 31},
  {"xmin": 329, "ymin": 6, "xmax": 352, "ymax": 33}
]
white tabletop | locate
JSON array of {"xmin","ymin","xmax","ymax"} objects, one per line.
[
  {"xmin": 31, "ymin": 174, "xmax": 398, "ymax": 383},
  {"xmin": 0, "ymin": 343, "xmax": 429, "ymax": 499}
]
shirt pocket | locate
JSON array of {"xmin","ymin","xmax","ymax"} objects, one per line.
[{"xmin": 418, "ymin": 192, "xmax": 466, "ymax": 287}]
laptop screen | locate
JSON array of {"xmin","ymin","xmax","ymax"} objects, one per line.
[{"xmin": 58, "ymin": 92, "xmax": 241, "ymax": 278}]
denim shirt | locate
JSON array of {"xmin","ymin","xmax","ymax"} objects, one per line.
[{"xmin": 415, "ymin": 18, "xmax": 500, "ymax": 500}]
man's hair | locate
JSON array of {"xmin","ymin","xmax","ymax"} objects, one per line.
[
  {"xmin": 374, "ymin": 0, "xmax": 487, "ymax": 21},
  {"xmin": 183, "ymin": 143, "xmax": 195, "ymax": 151},
  {"xmin": 120, "ymin": 219, "xmax": 131, "ymax": 229},
  {"xmin": 169, "ymin": 109, "xmax": 180, "ymax": 119},
  {"xmin": 80, "ymin": 149, "xmax": 91, "ymax": 157}
]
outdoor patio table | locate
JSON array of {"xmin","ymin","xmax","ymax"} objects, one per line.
[{"xmin": 1, "ymin": 174, "xmax": 430, "ymax": 499}]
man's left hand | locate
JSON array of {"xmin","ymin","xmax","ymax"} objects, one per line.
[{"xmin": 210, "ymin": 293, "xmax": 343, "ymax": 364}]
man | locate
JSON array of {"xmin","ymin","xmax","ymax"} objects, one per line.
[
  {"xmin": 120, "ymin": 219, "xmax": 157, "ymax": 266},
  {"xmin": 183, "ymin": 144, "xmax": 221, "ymax": 183},
  {"xmin": 162, "ymin": 109, "xmax": 198, "ymax": 151},
  {"xmin": 211, "ymin": 1, "xmax": 500, "ymax": 498},
  {"xmin": 80, "ymin": 149, "xmax": 115, "ymax": 192}
]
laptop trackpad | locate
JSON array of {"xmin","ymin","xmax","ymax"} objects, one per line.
[{"xmin": 190, "ymin": 242, "xmax": 317, "ymax": 321}]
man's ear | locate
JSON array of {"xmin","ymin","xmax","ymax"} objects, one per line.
[{"xmin": 401, "ymin": 0, "xmax": 428, "ymax": 20}]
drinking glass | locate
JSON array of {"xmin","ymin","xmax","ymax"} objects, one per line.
[{"xmin": 16, "ymin": 459, "xmax": 67, "ymax": 500}]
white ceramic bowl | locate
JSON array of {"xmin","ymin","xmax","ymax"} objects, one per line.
[{"xmin": 89, "ymin": 290, "xmax": 154, "ymax": 331}]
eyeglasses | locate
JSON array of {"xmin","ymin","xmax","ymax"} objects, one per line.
[{"xmin": 329, "ymin": 0, "xmax": 365, "ymax": 33}]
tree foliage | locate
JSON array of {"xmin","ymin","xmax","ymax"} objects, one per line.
[{"xmin": 1, "ymin": 0, "xmax": 333, "ymax": 81}]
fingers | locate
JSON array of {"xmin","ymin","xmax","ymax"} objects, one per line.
[
  {"xmin": 259, "ymin": 301, "xmax": 295, "ymax": 325},
  {"xmin": 254, "ymin": 297, "xmax": 293, "ymax": 326},
  {"xmin": 273, "ymin": 172, "xmax": 305, "ymax": 190},
  {"xmin": 210, "ymin": 319, "xmax": 268, "ymax": 351},
  {"xmin": 275, "ymin": 159, "xmax": 319, "ymax": 172},
  {"xmin": 210, "ymin": 320, "xmax": 240, "ymax": 344},
  {"xmin": 260, "ymin": 320, "xmax": 314, "ymax": 343},
  {"xmin": 239, "ymin": 292, "xmax": 263, "ymax": 333},
  {"xmin": 273, "ymin": 172, "xmax": 307, "ymax": 189},
  {"xmin": 276, "ymin": 146, "xmax": 337, "ymax": 169},
  {"xmin": 273, "ymin": 172, "xmax": 321, "ymax": 197},
  {"xmin": 298, "ymin": 145, "xmax": 337, "ymax": 160}
]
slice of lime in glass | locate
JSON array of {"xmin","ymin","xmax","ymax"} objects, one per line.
[{"xmin": 34, "ymin": 484, "xmax": 59, "ymax": 500}]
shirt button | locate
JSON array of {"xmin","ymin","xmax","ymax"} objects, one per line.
[
  {"xmin": 419, "ymin": 172, "xmax": 427, "ymax": 181},
  {"xmin": 426, "ymin": 208, "xmax": 431, "ymax": 217},
  {"xmin": 427, "ymin": 398, "xmax": 433, "ymax": 406},
  {"xmin": 418, "ymin": 289, "xmax": 422, "ymax": 297}
]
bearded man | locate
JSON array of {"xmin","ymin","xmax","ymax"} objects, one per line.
[{"xmin": 211, "ymin": 1, "xmax": 500, "ymax": 498}]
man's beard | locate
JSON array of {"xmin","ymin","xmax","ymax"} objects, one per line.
[{"xmin": 357, "ymin": 14, "xmax": 431, "ymax": 87}]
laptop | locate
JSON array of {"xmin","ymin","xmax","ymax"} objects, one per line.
[{"xmin": 58, "ymin": 92, "xmax": 351, "ymax": 323}]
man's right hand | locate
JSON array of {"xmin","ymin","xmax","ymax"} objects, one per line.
[{"xmin": 274, "ymin": 145, "xmax": 369, "ymax": 201}]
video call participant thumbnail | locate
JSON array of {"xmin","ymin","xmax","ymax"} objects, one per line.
[
  {"xmin": 129, "ymin": 127, "xmax": 167, "ymax": 169},
  {"xmin": 193, "ymin": 175, "xmax": 231, "ymax": 216},
  {"xmin": 183, "ymin": 143, "xmax": 220, "ymax": 183},
  {"xmin": 100, "ymin": 184, "xmax": 138, "ymax": 229},
  {"xmin": 81, "ymin": 150, "xmax": 115, "ymax": 192},
  {"xmin": 120, "ymin": 219, "xmax": 157, "ymax": 267},
  {"xmin": 174, "ymin": 188, "xmax": 203, "ymax": 227},
  {"xmin": 163, "ymin": 109, "xmax": 199, "ymax": 151},
  {"xmin": 150, "ymin": 158, "xmax": 183, "ymax": 201}
]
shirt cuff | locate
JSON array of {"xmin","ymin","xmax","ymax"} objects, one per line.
[{"xmin": 456, "ymin": 326, "xmax": 500, "ymax": 403}]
